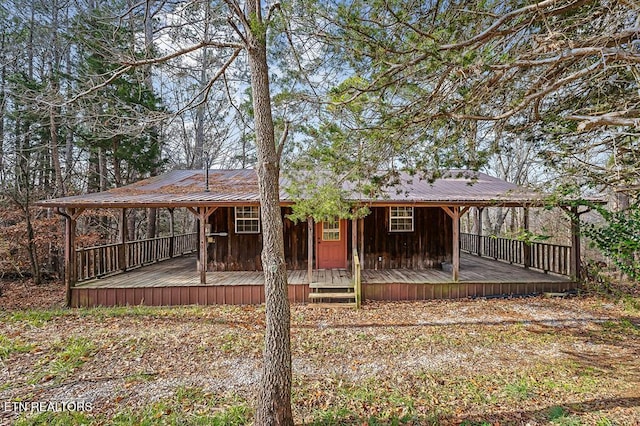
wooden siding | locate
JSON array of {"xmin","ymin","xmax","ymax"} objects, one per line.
[
  {"xmin": 362, "ymin": 207, "xmax": 452, "ymax": 269},
  {"xmin": 207, "ymin": 207, "xmax": 308, "ymax": 271}
]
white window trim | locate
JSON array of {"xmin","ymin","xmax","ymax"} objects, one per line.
[
  {"xmin": 389, "ymin": 206, "xmax": 414, "ymax": 232},
  {"xmin": 235, "ymin": 206, "xmax": 261, "ymax": 234}
]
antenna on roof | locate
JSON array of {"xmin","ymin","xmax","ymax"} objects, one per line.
[{"xmin": 204, "ymin": 151, "xmax": 211, "ymax": 192}]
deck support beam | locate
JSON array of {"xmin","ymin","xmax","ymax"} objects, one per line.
[
  {"xmin": 358, "ymin": 218, "xmax": 364, "ymax": 269},
  {"xmin": 560, "ymin": 205, "xmax": 588, "ymax": 283},
  {"xmin": 442, "ymin": 206, "xmax": 462, "ymax": 281},
  {"xmin": 118, "ymin": 208, "xmax": 127, "ymax": 272},
  {"xmin": 569, "ymin": 206, "xmax": 582, "ymax": 281},
  {"xmin": 351, "ymin": 217, "xmax": 357, "ymax": 255},
  {"xmin": 55, "ymin": 207, "xmax": 84, "ymax": 307},
  {"xmin": 168, "ymin": 208, "xmax": 175, "ymax": 258},
  {"xmin": 523, "ymin": 207, "xmax": 531, "ymax": 269},
  {"xmin": 476, "ymin": 207, "xmax": 484, "ymax": 256},
  {"xmin": 190, "ymin": 207, "xmax": 217, "ymax": 284},
  {"xmin": 307, "ymin": 216, "xmax": 313, "ymax": 284},
  {"xmin": 453, "ymin": 207, "xmax": 461, "ymax": 281}
]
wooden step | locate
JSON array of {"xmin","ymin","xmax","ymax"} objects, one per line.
[
  {"xmin": 309, "ymin": 292, "xmax": 356, "ymax": 299},
  {"xmin": 309, "ymin": 282, "xmax": 354, "ymax": 289},
  {"xmin": 308, "ymin": 302, "xmax": 357, "ymax": 309}
]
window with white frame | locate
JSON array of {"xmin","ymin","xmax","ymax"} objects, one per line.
[
  {"xmin": 235, "ymin": 206, "xmax": 260, "ymax": 233},
  {"xmin": 389, "ymin": 206, "xmax": 414, "ymax": 232}
]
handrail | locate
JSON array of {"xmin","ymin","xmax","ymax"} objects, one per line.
[
  {"xmin": 460, "ymin": 232, "xmax": 571, "ymax": 276},
  {"xmin": 76, "ymin": 242, "xmax": 121, "ymax": 251},
  {"xmin": 75, "ymin": 232, "xmax": 197, "ymax": 282},
  {"xmin": 353, "ymin": 249, "xmax": 362, "ymax": 309}
]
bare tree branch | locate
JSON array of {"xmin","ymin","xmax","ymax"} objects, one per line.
[
  {"xmin": 172, "ymin": 48, "xmax": 243, "ymax": 117},
  {"xmin": 65, "ymin": 65, "xmax": 133, "ymax": 105},
  {"xmin": 276, "ymin": 120, "xmax": 290, "ymax": 168},
  {"xmin": 121, "ymin": 40, "xmax": 243, "ymax": 67},
  {"xmin": 450, "ymin": 60, "xmax": 604, "ymax": 121},
  {"xmin": 567, "ymin": 113, "xmax": 640, "ymax": 131}
]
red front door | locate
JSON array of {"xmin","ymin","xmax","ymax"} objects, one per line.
[{"xmin": 316, "ymin": 219, "xmax": 347, "ymax": 269}]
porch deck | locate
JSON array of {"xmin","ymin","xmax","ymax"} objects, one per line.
[{"xmin": 70, "ymin": 253, "xmax": 574, "ymax": 307}]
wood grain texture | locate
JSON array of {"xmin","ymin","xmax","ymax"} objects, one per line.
[{"xmin": 362, "ymin": 207, "xmax": 452, "ymax": 269}]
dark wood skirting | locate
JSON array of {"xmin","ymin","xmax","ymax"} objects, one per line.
[
  {"xmin": 71, "ymin": 284, "xmax": 311, "ymax": 307},
  {"xmin": 362, "ymin": 280, "xmax": 577, "ymax": 301},
  {"xmin": 70, "ymin": 279, "xmax": 575, "ymax": 307}
]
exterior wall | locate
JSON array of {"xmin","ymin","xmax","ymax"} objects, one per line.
[
  {"xmin": 207, "ymin": 207, "xmax": 308, "ymax": 271},
  {"xmin": 206, "ymin": 205, "xmax": 452, "ymax": 271},
  {"xmin": 362, "ymin": 206, "xmax": 452, "ymax": 269}
]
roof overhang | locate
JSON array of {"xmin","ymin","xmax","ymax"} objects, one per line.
[{"xmin": 36, "ymin": 169, "xmax": 606, "ymax": 210}]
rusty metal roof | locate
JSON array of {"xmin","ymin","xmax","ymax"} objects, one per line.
[{"xmin": 36, "ymin": 169, "xmax": 560, "ymax": 209}]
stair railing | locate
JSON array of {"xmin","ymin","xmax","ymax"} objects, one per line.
[{"xmin": 353, "ymin": 249, "xmax": 362, "ymax": 309}]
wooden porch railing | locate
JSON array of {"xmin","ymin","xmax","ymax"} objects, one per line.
[
  {"xmin": 460, "ymin": 233, "xmax": 571, "ymax": 276},
  {"xmin": 76, "ymin": 232, "xmax": 198, "ymax": 282},
  {"xmin": 353, "ymin": 249, "xmax": 362, "ymax": 308}
]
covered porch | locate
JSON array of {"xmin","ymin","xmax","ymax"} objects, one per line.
[
  {"xmin": 69, "ymin": 252, "xmax": 573, "ymax": 307},
  {"xmin": 36, "ymin": 169, "xmax": 593, "ymax": 308}
]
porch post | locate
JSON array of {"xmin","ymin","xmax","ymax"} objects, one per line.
[
  {"xmin": 202, "ymin": 207, "xmax": 218, "ymax": 283},
  {"xmin": 168, "ymin": 208, "xmax": 175, "ymax": 258},
  {"xmin": 307, "ymin": 216, "xmax": 313, "ymax": 284},
  {"xmin": 351, "ymin": 217, "xmax": 357, "ymax": 254},
  {"xmin": 452, "ymin": 206, "xmax": 460, "ymax": 282},
  {"xmin": 118, "ymin": 208, "xmax": 127, "ymax": 272},
  {"xmin": 523, "ymin": 207, "xmax": 531, "ymax": 269},
  {"xmin": 476, "ymin": 207, "xmax": 484, "ymax": 256},
  {"xmin": 569, "ymin": 206, "xmax": 581, "ymax": 281},
  {"xmin": 358, "ymin": 217, "xmax": 364, "ymax": 269},
  {"xmin": 65, "ymin": 210, "xmax": 76, "ymax": 307},
  {"xmin": 56, "ymin": 207, "xmax": 82, "ymax": 307},
  {"xmin": 199, "ymin": 208, "xmax": 208, "ymax": 284}
]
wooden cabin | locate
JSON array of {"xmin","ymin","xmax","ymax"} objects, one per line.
[{"xmin": 37, "ymin": 169, "xmax": 585, "ymax": 307}]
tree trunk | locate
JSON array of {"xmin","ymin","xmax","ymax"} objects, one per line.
[
  {"xmin": 246, "ymin": 2, "xmax": 293, "ymax": 423},
  {"xmin": 24, "ymin": 205, "xmax": 41, "ymax": 285},
  {"xmin": 49, "ymin": 105, "xmax": 65, "ymax": 196},
  {"xmin": 193, "ymin": 61, "xmax": 206, "ymax": 169},
  {"xmin": 48, "ymin": 0, "xmax": 65, "ymax": 197},
  {"xmin": 192, "ymin": 0, "xmax": 210, "ymax": 170},
  {"xmin": 0, "ymin": 31, "xmax": 5, "ymax": 175},
  {"xmin": 127, "ymin": 210, "xmax": 136, "ymax": 242},
  {"xmin": 98, "ymin": 147, "xmax": 108, "ymax": 191},
  {"xmin": 144, "ymin": 0, "xmax": 158, "ymax": 240},
  {"xmin": 146, "ymin": 208, "xmax": 157, "ymax": 239}
]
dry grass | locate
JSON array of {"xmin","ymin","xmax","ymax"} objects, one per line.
[{"xmin": 1, "ymin": 288, "xmax": 639, "ymax": 425}]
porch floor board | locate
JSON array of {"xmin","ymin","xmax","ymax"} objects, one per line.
[
  {"xmin": 75, "ymin": 253, "xmax": 568, "ymax": 290},
  {"xmin": 362, "ymin": 254, "xmax": 568, "ymax": 284}
]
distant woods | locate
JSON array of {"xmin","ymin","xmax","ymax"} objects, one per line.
[{"xmin": 0, "ymin": 0, "xmax": 639, "ymax": 283}]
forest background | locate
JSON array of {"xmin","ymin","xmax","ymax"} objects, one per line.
[{"xmin": 0, "ymin": 0, "xmax": 638, "ymax": 287}]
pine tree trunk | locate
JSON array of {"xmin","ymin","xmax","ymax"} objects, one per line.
[
  {"xmin": 146, "ymin": 208, "xmax": 157, "ymax": 239},
  {"xmin": 246, "ymin": 3, "xmax": 293, "ymax": 423},
  {"xmin": 0, "ymin": 31, "xmax": 5, "ymax": 174},
  {"xmin": 49, "ymin": 105, "xmax": 65, "ymax": 196},
  {"xmin": 144, "ymin": 0, "xmax": 158, "ymax": 240},
  {"xmin": 24, "ymin": 205, "xmax": 41, "ymax": 285}
]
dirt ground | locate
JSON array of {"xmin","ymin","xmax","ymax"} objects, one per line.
[{"xmin": 1, "ymin": 279, "xmax": 639, "ymax": 425}]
